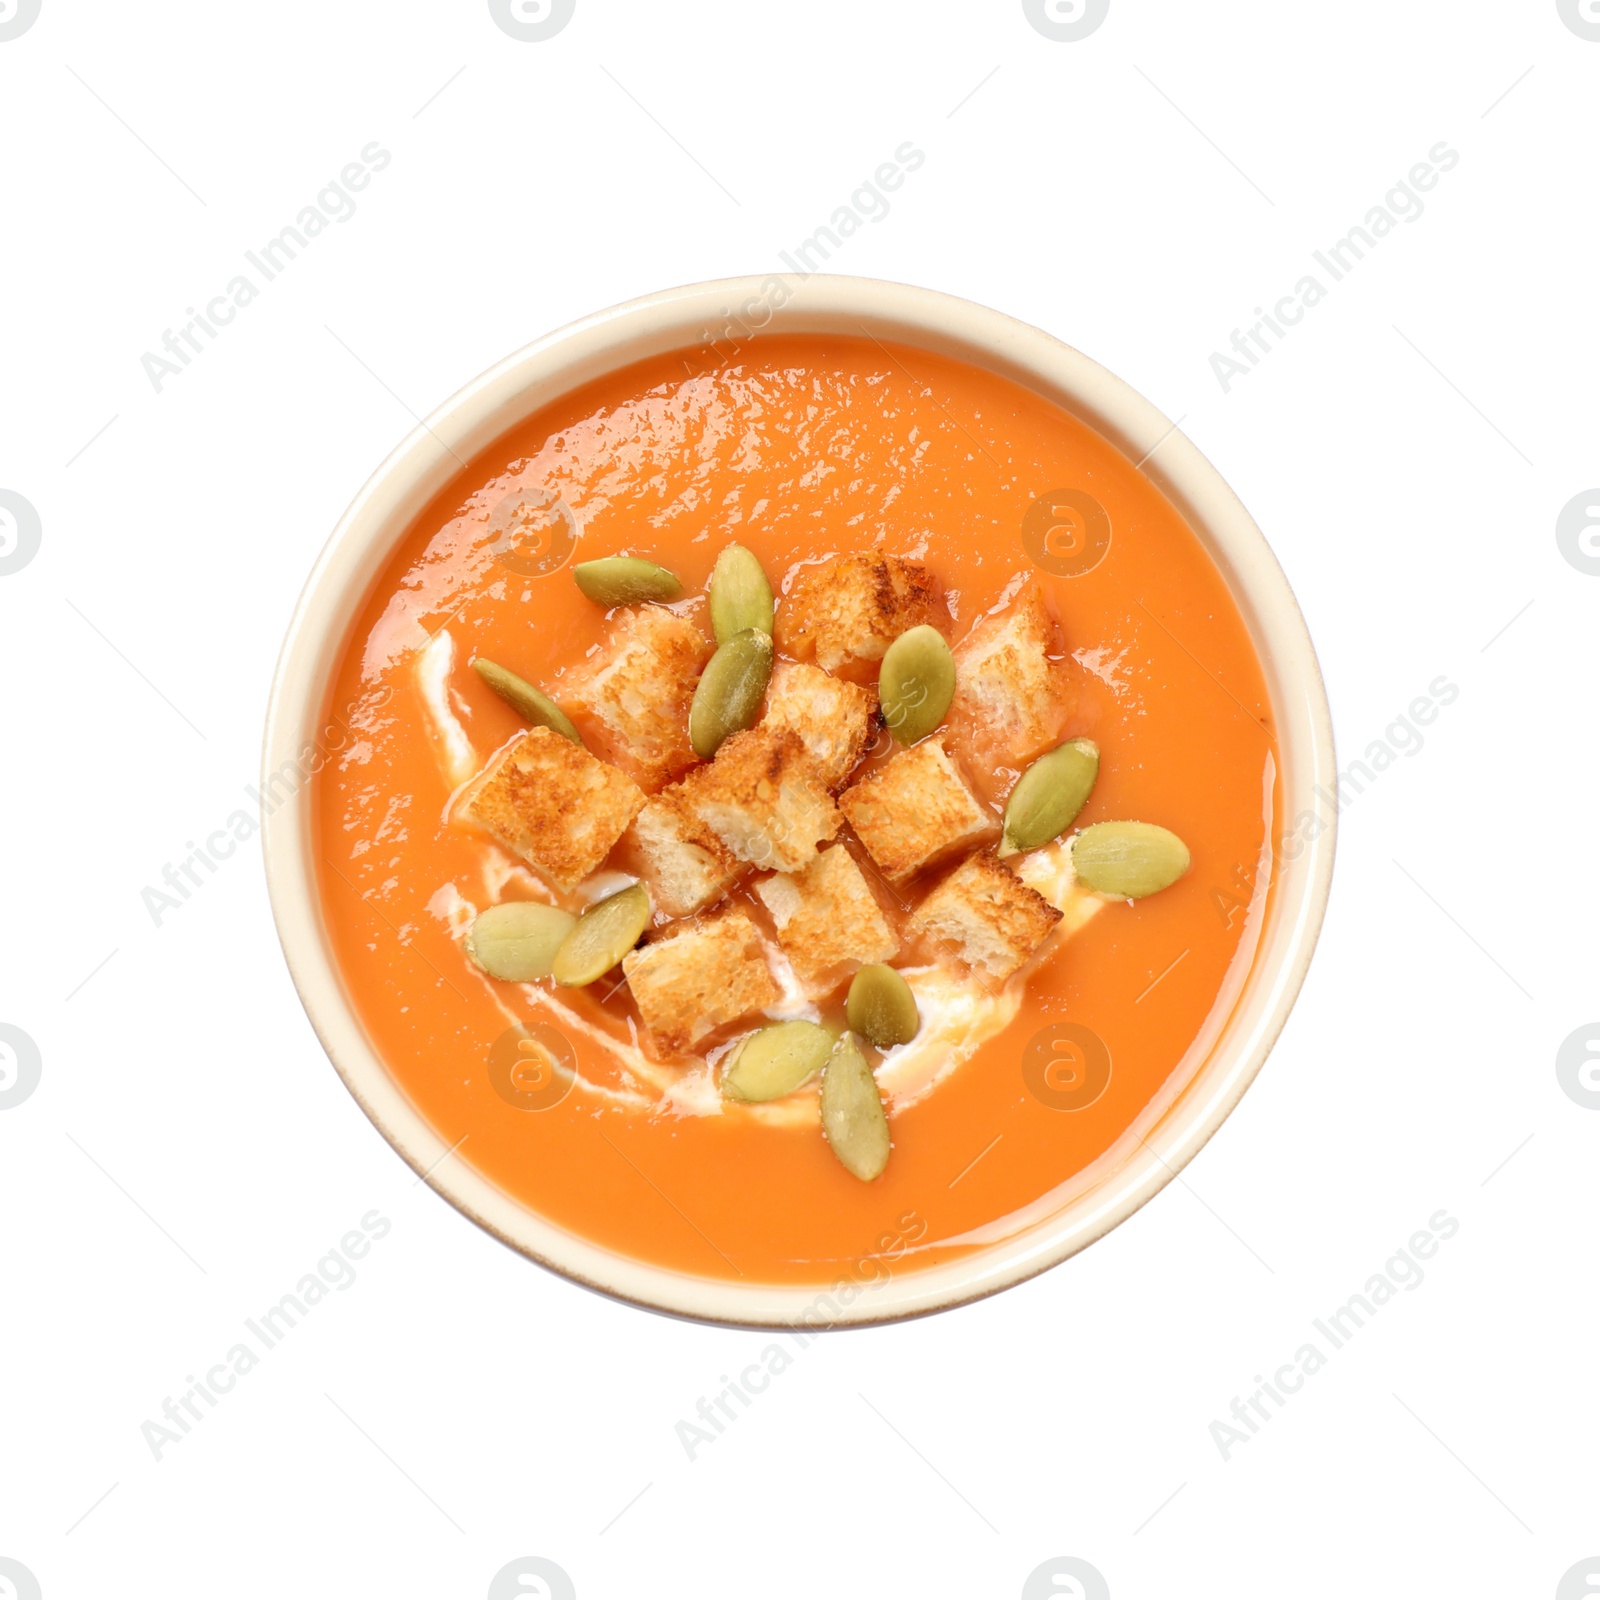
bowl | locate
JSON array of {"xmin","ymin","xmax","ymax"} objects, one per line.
[{"xmin": 262, "ymin": 274, "xmax": 1335, "ymax": 1326}]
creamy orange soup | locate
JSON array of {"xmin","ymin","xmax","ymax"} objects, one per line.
[{"xmin": 314, "ymin": 334, "xmax": 1277, "ymax": 1288}]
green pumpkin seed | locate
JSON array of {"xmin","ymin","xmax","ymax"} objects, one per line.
[
  {"xmin": 879, "ymin": 624, "xmax": 955, "ymax": 745},
  {"xmin": 572, "ymin": 556, "xmax": 684, "ymax": 606},
  {"xmin": 819, "ymin": 1036, "xmax": 883, "ymax": 1177},
  {"xmin": 1071, "ymin": 821, "xmax": 1191, "ymax": 899},
  {"xmin": 708, "ymin": 543, "xmax": 774, "ymax": 644},
  {"xmin": 472, "ymin": 657, "xmax": 583, "ymax": 744},
  {"xmin": 846, "ymin": 964, "xmax": 919, "ymax": 1048},
  {"xmin": 466, "ymin": 901, "xmax": 577, "ymax": 982},
  {"xmin": 553, "ymin": 883, "xmax": 652, "ymax": 987},
  {"xmin": 721, "ymin": 1019, "xmax": 833, "ymax": 1103},
  {"xmin": 1001, "ymin": 737, "xmax": 1099, "ymax": 855},
  {"xmin": 689, "ymin": 627, "xmax": 773, "ymax": 758},
  {"xmin": 821, "ymin": 1033, "xmax": 891, "ymax": 1181}
]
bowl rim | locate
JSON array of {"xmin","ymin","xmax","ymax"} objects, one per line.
[{"xmin": 262, "ymin": 272, "xmax": 1336, "ymax": 1329}]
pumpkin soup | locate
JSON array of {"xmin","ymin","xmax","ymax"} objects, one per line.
[{"xmin": 314, "ymin": 334, "xmax": 1277, "ymax": 1286}]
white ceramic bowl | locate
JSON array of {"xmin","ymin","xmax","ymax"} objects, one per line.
[{"xmin": 263, "ymin": 275, "xmax": 1335, "ymax": 1327}]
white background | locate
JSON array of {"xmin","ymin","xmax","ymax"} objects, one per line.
[{"xmin": 2, "ymin": 2, "xmax": 1597, "ymax": 1596}]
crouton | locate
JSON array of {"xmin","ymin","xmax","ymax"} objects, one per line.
[
  {"xmin": 680, "ymin": 727, "xmax": 841, "ymax": 873},
  {"xmin": 628, "ymin": 786, "xmax": 746, "ymax": 918},
  {"xmin": 455, "ymin": 727, "xmax": 644, "ymax": 891},
  {"xmin": 759, "ymin": 660, "xmax": 880, "ymax": 789},
  {"xmin": 754, "ymin": 844, "xmax": 899, "ymax": 987},
  {"xmin": 622, "ymin": 907, "xmax": 782, "ymax": 1053},
  {"xmin": 910, "ymin": 851, "xmax": 1063, "ymax": 983},
  {"xmin": 837, "ymin": 737, "xmax": 997, "ymax": 886},
  {"xmin": 562, "ymin": 605, "xmax": 711, "ymax": 790},
  {"xmin": 949, "ymin": 579, "xmax": 1071, "ymax": 766},
  {"xmin": 781, "ymin": 553, "xmax": 943, "ymax": 671}
]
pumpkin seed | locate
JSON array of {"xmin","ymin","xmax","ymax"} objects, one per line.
[
  {"xmin": 1000, "ymin": 737, "xmax": 1099, "ymax": 855},
  {"xmin": 1071, "ymin": 821, "xmax": 1191, "ymax": 899},
  {"xmin": 879, "ymin": 624, "xmax": 955, "ymax": 744},
  {"xmin": 553, "ymin": 883, "xmax": 652, "ymax": 986},
  {"xmin": 689, "ymin": 627, "xmax": 773, "ymax": 758},
  {"xmin": 466, "ymin": 901, "xmax": 577, "ymax": 982},
  {"xmin": 820, "ymin": 1032, "xmax": 891, "ymax": 1181},
  {"xmin": 708, "ymin": 543, "xmax": 774, "ymax": 643},
  {"xmin": 472, "ymin": 657, "xmax": 583, "ymax": 744},
  {"xmin": 846, "ymin": 964, "xmax": 919, "ymax": 1048},
  {"xmin": 721, "ymin": 1019, "xmax": 833, "ymax": 1103},
  {"xmin": 572, "ymin": 556, "xmax": 683, "ymax": 605}
]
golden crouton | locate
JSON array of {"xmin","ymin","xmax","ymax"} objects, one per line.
[
  {"xmin": 910, "ymin": 851, "xmax": 1063, "ymax": 984},
  {"xmin": 456, "ymin": 727, "xmax": 644, "ymax": 891},
  {"xmin": 680, "ymin": 727, "xmax": 842, "ymax": 873},
  {"xmin": 622, "ymin": 907, "xmax": 782, "ymax": 1053},
  {"xmin": 781, "ymin": 553, "xmax": 943, "ymax": 671},
  {"xmin": 628, "ymin": 785, "xmax": 746, "ymax": 919},
  {"xmin": 837, "ymin": 737, "xmax": 997, "ymax": 886},
  {"xmin": 561, "ymin": 605, "xmax": 710, "ymax": 790},
  {"xmin": 759, "ymin": 660, "xmax": 880, "ymax": 790},
  {"xmin": 950, "ymin": 580, "xmax": 1071, "ymax": 766},
  {"xmin": 754, "ymin": 844, "xmax": 899, "ymax": 987}
]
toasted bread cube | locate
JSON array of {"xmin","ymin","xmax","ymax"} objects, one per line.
[
  {"xmin": 837, "ymin": 738, "xmax": 996, "ymax": 886},
  {"xmin": 681, "ymin": 727, "xmax": 841, "ymax": 873},
  {"xmin": 910, "ymin": 851, "xmax": 1063, "ymax": 983},
  {"xmin": 754, "ymin": 845, "xmax": 899, "ymax": 987},
  {"xmin": 950, "ymin": 580, "xmax": 1071, "ymax": 766},
  {"xmin": 628, "ymin": 786, "xmax": 747, "ymax": 918},
  {"xmin": 759, "ymin": 660, "xmax": 880, "ymax": 790},
  {"xmin": 562, "ymin": 605, "xmax": 711, "ymax": 790},
  {"xmin": 622, "ymin": 908, "xmax": 782, "ymax": 1053},
  {"xmin": 781, "ymin": 553, "xmax": 943, "ymax": 671},
  {"xmin": 456, "ymin": 727, "xmax": 644, "ymax": 891}
]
